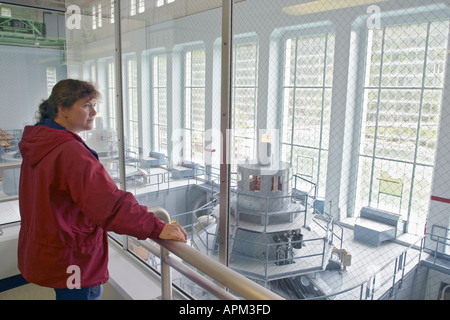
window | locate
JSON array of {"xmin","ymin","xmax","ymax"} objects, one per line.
[
  {"xmin": 92, "ymin": 4, "xmax": 102, "ymax": 29},
  {"xmin": 357, "ymin": 21, "xmax": 449, "ymax": 235},
  {"xmin": 249, "ymin": 175, "xmax": 261, "ymax": 192},
  {"xmin": 152, "ymin": 54, "xmax": 168, "ymax": 154},
  {"xmin": 130, "ymin": 0, "xmax": 136, "ymax": 16},
  {"xmin": 107, "ymin": 61, "xmax": 116, "ymax": 130},
  {"xmin": 129, "ymin": 0, "xmax": 145, "ymax": 15},
  {"xmin": 185, "ymin": 49, "xmax": 206, "ymax": 164},
  {"xmin": 97, "ymin": 4, "xmax": 102, "ymax": 28},
  {"xmin": 0, "ymin": 7, "xmax": 11, "ymax": 17},
  {"xmin": 127, "ymin": 58, "xmax": 139, "ymax": 152},
  {"xmin": 110, "ymin": 0, "xmax": 115, "ymax": 24},
  {"xmin": 86, "ymin": 62, "xmax": 96, "ymax": 83},
  {"xmin": 281, "ymin": 31, "xmax": 335, "ymax": 197},
  {"xmin": 46, "ymin": 67, "xmax": 57, "ymax": 97},
  {"xmin": 232, "ymin": 40, "xmax": 259, "ymax": 165},
  {"xmin": 138, "ymin": 0, "xmax": 145, "ymax": 13},
  {"xmin": 272, "ymin": 176, "xmax": 282, "ymax": 192},
  {"xmin": 156, "ymin": 0, "xmax": 175, "ymax": 7},
  {"xmin": 92, "ymin": 5, "xmax": 97, "ymax": 29}
]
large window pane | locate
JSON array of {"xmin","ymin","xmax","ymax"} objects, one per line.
[
  {"xmin": 153, "ymin": 54, "xmax": 168, "ymax": 154},
  {"xmin": 357, "ymin": 21, "xmax": 449, "ymax": 235},
  {"xmin": 185, "ymin": 49, "xmax": 206, "ymax": 164},
  {"xmin": 232, "ymin": 41, "xmax": 258, "ymax": 166},
  {"xmin": 281, "ymin": 32, "xmax": 334, "ymax": 197},
  {"xmin": 0, "ymin": 4, "xmax": 66, "ymax": 224}
]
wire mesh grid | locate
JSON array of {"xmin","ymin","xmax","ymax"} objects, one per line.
[{"xmin": 0, "ymin": 0, "xmax": 449, "ymax": 300}]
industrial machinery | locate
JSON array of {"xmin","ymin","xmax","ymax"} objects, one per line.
[{"xmin": 191, "ymin": 138, "xmax": 348, "ymax": 299}]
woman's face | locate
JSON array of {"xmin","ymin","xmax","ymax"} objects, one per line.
[{"xmin": 56, "ymin": 96, "xmax": 97, "ymax": 134}]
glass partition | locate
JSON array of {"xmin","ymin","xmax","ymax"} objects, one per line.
[
  {"xmin": 229, "ymin": 0, "xmax": 449, "ymax": 300},
  {"xmin": 65, "ymin": 0, "xmax": 226, "ymax": 299},
  {"xmin": 229, "ymin": 0, "xmax": 336, "ymax": 299},
  {"xmin": 2, "ymin": 0, "xmax": 449, "ymax": 301},
  {"xmin": 0, "ymin": 3, "xmax": 66, "ymax": 225}
]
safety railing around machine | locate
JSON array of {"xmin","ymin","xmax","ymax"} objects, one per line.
[
  {"xmin": 291, "ymin": 176, "xmax": 344, "ymax": 252},
  {"xmin": 222, "ymin": 233, "xmax": 330, "ymax": 281},
  {"xmin": 180, "ymin": 210, "xmax": 333, "ymax": 282},
  {"xmin": 303, "ymin": 226, "xmax": 450, "ymax": 300},
  {"xmin": 312, "ymin": 202, "xmax": 344, "ymax": 251},
  {"xmin": 149, "ymin": 174, "xmax": 344, "ymax": 283},
  {"xmin": 301, "ymin": 234, "xmax": 424, "ymax": 300},
  {"xmin": 137, "ymin": 206, "xmax": 284, "ymax": 300}
]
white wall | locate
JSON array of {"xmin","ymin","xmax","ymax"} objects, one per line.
[{"xmin": 0, "ymin": 45, "xmax": 67, "ymax": 129}]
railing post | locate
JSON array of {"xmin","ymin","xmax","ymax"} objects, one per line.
[
  {"xmin": 391, "ymin": 257, "xmax": 398, "ymax": 298},
  {"xmin": 150, "ymin": 207, "xmax": 173, "ymax": 300},
  {"xmin": 113, "ymin": 0, "xmax": 130, "ymax": 254},
  {"xmin": 219, "ymin": 0, "xmax": 233, "ymax": 268},
  {"xmin": 366, "ymin": 276, "xmax": 375, "ymax": 300},
  {"xmin": 160, "ymin": 245, "xmax": 172, "ymax": 300}
]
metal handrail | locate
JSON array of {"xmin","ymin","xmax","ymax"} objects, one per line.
[
  {"xmin": 145, "ymin": 206, "xmax": 284, "ymax": 300},
  {"xmin": 0, "ymin": 161, "xmax": 22, "ymax": 170},
  {"xmin": 0, "ymin": 161, "xmax": 21, "ymax": 204},
  {"xmin": 424, "ymin": 225, "xmax": 450, "ymax": 262}
]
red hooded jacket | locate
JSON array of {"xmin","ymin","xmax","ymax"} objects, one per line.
[{"xmin": 18, "ymin": 122, "xmax": 165, "ymax": 289}]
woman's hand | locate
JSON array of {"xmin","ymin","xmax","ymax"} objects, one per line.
[{"xmin": 159, "ymin": 224, "xmax": 188, "ymax": 243}]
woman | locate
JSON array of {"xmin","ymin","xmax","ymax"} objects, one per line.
[{"xmin": 18, "ymin": 79, "xmax": 187, "ymax": 300}]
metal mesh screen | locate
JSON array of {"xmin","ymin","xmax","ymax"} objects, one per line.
[{"xmin": 1, "ymin": 0, "xmax": 449, "ymax": 301}]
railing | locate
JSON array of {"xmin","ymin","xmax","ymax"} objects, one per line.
[
  {"xmin": 167, "ymin": 204, "xmax": 334, "ymax": 282},
  {"xmin": 223, "ymin": 234, "xmax": 329, "ymax": 281},
  {"xmin": 304, "ymin": 234, "xmax": 425, "ymax": 300},
  {"xmin": 151, "ymin": 172, "xmax": 343, "ymax": 283},
  {"xmin": 422, "ymin": 225, "xmax": 450, "ymax": 263},
  {"xmin": 0, "ymin": 161, "xmax": 21, "ymax": 204},
  {"xmin": 138, "ymin": 207, "xmax": 284, "ymax": 300},
  {"xmin": 304, "ymin": 227, "xmax": 450, "ymax": 300},
  {"xmin": 235, "ymin": 194, "xmax": 309, "ymax": 230},
  {"xmin": 313, "ymin": 203, "xmax": 344, "ymax": 250},
  {"xmin": 360, "ymin": 227, "xmax": 449, "ymax": 300},
  {"xmin": 293, "ymin": 174, "xmax": 317, "ymax": 199}
]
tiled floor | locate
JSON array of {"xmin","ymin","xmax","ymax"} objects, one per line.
[
  {"xmin": 0, "ymin": 282, "xmax": 124, "ymax": 300},
  {"xmin": 0, "ymin": 283, "xmax": 54, "ymax": 300}
]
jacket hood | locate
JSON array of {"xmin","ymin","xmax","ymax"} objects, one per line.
[{"xmin": 19, "ymin": 125, "xmax": 78, "ymax": 168}]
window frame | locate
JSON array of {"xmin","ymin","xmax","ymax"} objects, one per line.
[
  {"xmin": 353, "ymin": 10, "xmax": 449, "ymax": 235},
  {"xmin": 279, "ymin": 23, "xmax": 335, "ymax": 198},
  {"xmin": 231, "ymin": 34, "xmax": 259, "ymax": 166},
  {"xmin": 151, "ymin": 53, "xmax": 169, "ymax": 154},
  {"xmin": 184, "ymin": 46, "xmax": 206, "ymax": 164}
]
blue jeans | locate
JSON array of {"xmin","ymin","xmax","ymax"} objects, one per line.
[{"xmin": 54, "ymin": 285, "xmax": 103, "ymax": 300}]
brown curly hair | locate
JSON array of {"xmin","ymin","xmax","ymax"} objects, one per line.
[{"xmin": 37, "ymin": 79, "xmax": 100, "ymax": 122}]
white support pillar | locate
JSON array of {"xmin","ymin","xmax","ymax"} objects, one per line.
[{"xmin": 425, "ymin": 37, "xmax": 450, "ymax": 253}]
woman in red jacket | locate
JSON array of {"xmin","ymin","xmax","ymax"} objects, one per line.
[{"xmin": 18, "ymin": 79, "xmax": 187, "ymax": 300}]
